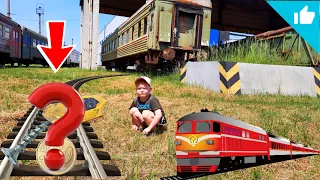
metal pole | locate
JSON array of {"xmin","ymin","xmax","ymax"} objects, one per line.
[
  {"xmin": 72, "ymin": 38, "xmax": 73, "ymax": 45},
  {"xmin": 39, "ymin": 14, "xmax": 41, "ymax": 34},
  {"xmin": 7, "ymin": 0, "xmax": 10, "ymax": 18},
  {"xmin": 88, "ymin": 0, "xmax": 92, "ymax": 70}
]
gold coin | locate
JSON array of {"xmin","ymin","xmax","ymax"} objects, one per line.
[{"xmin": 36, "ymin": 138, "xmax": 77, "ymax": 175}]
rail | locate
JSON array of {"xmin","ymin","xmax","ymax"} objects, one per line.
[
  {"xmin": 0, "ymin": 107, "xmax": 39, "ymax": 178},
  {"xmin": 0, "ymin": 75, "xmax": 127, "ymax": 178}
]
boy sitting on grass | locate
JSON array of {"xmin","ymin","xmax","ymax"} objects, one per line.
[{"xmin": 129, "ymin": 76, "xmax": 167, "ymax": 135}]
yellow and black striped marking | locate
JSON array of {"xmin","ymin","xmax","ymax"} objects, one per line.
[
  {"xmin": 219, "ymin": 61, "xmax": 241, "ymax": 95},
  {"xmin": 313, "ymin": 67, "xmax": 320, "ymax": 97},
  {"xmin": 180, "ymin": 61, "xmax": 188, "ymax": 83}
]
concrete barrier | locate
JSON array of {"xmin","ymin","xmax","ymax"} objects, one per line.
[{"xmin": 180, "ymin": 61, "xmax": 320, "ymax": 97}]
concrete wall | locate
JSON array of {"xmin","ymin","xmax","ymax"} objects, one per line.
[
  {"xmin": 239, "ymin": 63, "xmax": 317, "ymax": 96},
  {"xmin": 180, "ymin": 61, "xmax": 320, "ymax": 97},
  {"xmin": 183, "ymin": 62, "xmax": 221, "ymax": 93}
]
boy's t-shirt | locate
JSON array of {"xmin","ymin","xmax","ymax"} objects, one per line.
[{"xmin": 129, "ymin": 94, "xmax": 165, "ymax": 116}]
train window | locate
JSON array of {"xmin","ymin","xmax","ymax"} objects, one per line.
[
  {"xmin": 15, "ymin": 32, "xmax": 18, "ymax": 42},
  {"xmin": 122, "ymin": 33, "xmax": 124, "ymax": 45},
  {"xmin": 4, "ymin": 26, "xmax": 10, "ymax": 39},
  {"xmin": 242, "ymin": 131, "xmax": 245, "ymax": 137},
  {"xmin": 13, "ymin": 31, "xmax": 15, "ymax": 39},
  {"xmin": 0, "ymin": 24, "xmax": 2, "ymax": 37},
  {"xmin": 246, "ymin": 132, "xmax": 249, "ymax": 138},
  {"xmin": 196, "ymin": 122, "xmax": 210, "ymax": 132},
  {"xmin": 178, "ymin": 122, "xmax": 192, "ymax": 133},
  {"xmin": 144, "ymin": 18, "xmax": 147, "ymax": 35},
  {"xmin": 132, "ymin": 26, "xmax": 134, "ymax": 41},
  {"xmin": 150, "ymin": 13, "xmax": 154, "ymax": 32},
  {"xmin": 213, "ymin": 122, "xmax": 220, "ymax": 132},
  {"xmin": 126, "ymin": 30, "xmax": 129, "ymax": 43},
  {"xmin": 37, "ymin": 40, "xmax": 40, "ymax": 45},
  {"xmin": 33, "ymin": 39, "xmax": 37, "ymax": 46},
  {"xmin": 138, "ymin": 21, "xmax": 141, "ymax": 37}
]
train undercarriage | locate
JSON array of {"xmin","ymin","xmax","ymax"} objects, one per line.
[{"xmin": 102, "ymin": 48, "xmax": 201, "ymax": 73}]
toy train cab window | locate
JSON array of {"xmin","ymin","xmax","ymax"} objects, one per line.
[
  {"xmin": 178, "ymin": 121, "xmax": 221, "ymax": 133},
  {"xmin": 178, "ymin": 122, "xmax": 192, "ymax": 133},
  {"xmin": 195, "ymin": 122, "xmax": 210, "ymax": 132}
]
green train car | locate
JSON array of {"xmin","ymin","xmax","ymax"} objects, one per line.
[{"xmin": 101, "ymin": 0, "xmax": 212, "ymax": 71}]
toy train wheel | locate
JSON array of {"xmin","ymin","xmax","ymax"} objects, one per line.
[{"xmin": 233, "ymin": 157, "xmax": 244, "ymax": 169}]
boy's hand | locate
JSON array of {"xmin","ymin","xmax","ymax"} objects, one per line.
[
  {"xmin": 142, "ymin": 127, "xmax": 152, "ymax": 135},
  {"xmin": 131, "ymin": 125, "xmax": 138, "ymax": 131}
]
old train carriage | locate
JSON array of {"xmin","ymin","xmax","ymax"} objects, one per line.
[
  {"xmin": 64, "ymin": 49, "xmax": 80, "ymax": 67},
  {"xmin": 101, "ymin": 0, "xmax": 212, "ymax": 71},
  {"xmin": 20, "ymin": 26, "xmax": 48, "ymax": 67},
  {"xmin": 0, "ymin": 13, "xmax": 21, "ymax": 67}
]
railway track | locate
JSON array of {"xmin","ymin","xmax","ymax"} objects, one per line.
[{"xmin": 0, "ymin": 75, "xmax": 128, "ymax": 179}]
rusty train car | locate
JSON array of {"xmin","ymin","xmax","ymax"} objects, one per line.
[
  {"xmin": 175, "ymin": 110, "xmax": 320, "ymax": 174},
  {"xmin": 100, "ymin": 0, "xmax": 212, "ymax": 72}
]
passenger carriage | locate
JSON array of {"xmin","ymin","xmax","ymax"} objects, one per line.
[{"xmin": 0, "ymin": 13, "xmax": 21, "ymax": 67}]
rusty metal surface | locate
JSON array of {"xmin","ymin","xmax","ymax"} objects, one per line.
[
  {"xmin": 163, "ymin": 48, "xmax": 176, "ymax": 60},
  {"xmin": 254, "ymin": 26, "xmax": 293, "ymax": 38}
]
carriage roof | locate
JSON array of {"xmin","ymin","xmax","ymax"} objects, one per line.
[
  {"xmin": 20, "ymin": 25, "xmax": 47, "ymax": 40},
  {"xmin": 0, "ymin": 13, "xmax": 20, "ymax": 28},
  {"xmin": 177, "ymin": 112, "xmax": 266, "ymax": 134}
]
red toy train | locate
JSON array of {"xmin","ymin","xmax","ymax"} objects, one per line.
[{"xmin": 175, "ymin": 109, "xmax": 320, "ymax": 173}]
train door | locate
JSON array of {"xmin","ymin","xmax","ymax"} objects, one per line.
[
  {"xmin": 173, "ymin": 5, "xmax": 203, "ymax": 49},
  {"xmin": 25, "ymin": 35, "xmax": 30, "ymax": 59},
  {"xmin": 177, "ymin": 11, "xmax": 195, "ymax": 49}
]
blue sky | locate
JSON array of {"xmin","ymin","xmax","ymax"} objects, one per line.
[{"xmin": 0, "ymin": 0, "xmax": 114, "ymax": 51}]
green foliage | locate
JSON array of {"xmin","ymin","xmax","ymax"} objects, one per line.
[{"xmin": 205, "ymin": 38, "xmax": 311, "ymax": 66}]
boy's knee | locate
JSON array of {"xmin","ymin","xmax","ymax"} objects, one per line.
[
  {"xmin": 142, "ymin": 110, "xmax": 154, "ymax": 119},
  {"xmin": 129, "ymin": 107, "xmax": 139, "ymax": 115}
]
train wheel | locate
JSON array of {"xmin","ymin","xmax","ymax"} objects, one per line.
[
  {"xmin": 218, "ymin": 157, "xmax": 231, "ymax": 171},
  {"xmin": 0, "ymin": 64, "xmax": 4, "ymax": 69},
  {"xmin": 25, "ymin": 63, "xmax": 29, "ymax": 67},
  {"xmin": 10, "ymin": 62, "xmax": 14, "ymax": 67},
  {"xmin": 257, "ymin": 155, "xmax": 268, "ymax": 165},
  {"xmin": 233, "ymin": 157, "xmax": 244, "ymax": 169}
]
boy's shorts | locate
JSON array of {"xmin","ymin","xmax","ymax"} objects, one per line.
[
  {"xmin": 141, "ymin": 116, "xmax": 167, "ymax": 130},
  {"xmin": 156, "ymin": 116, "xmax": 167, "ymax": 129}
]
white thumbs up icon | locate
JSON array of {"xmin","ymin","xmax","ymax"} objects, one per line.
[{"xmin": 294, "ymin": 5, "xmax": 315, "ymax": 24}]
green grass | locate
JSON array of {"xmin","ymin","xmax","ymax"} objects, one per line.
[
  {"xmin": 201, "ymin": 39, "xmax": 310, "ymax": 66},
  {"xmin": 0, "ymin": 67, "xmax": 319, "ymax": 179}
]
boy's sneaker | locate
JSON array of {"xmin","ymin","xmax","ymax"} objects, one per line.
[
  {"xmin": 138, "ymin": 126, "xmax": 144, "ymax": 132},
  {"xmin": 141, "ymin": 121, "xmax": 148, "ymax": 129}
]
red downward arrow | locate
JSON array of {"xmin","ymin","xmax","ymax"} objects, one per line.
[{"xmin": 37, "ymin": 21, "xmax": 75, "ymax": 73}]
